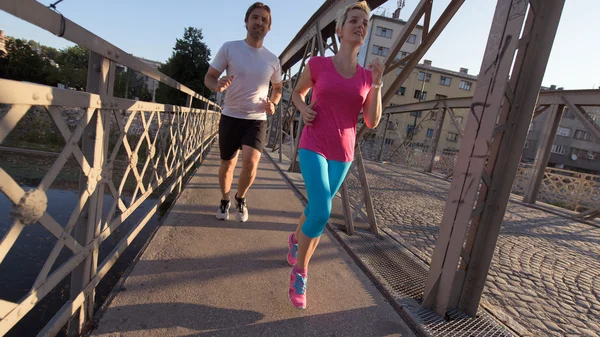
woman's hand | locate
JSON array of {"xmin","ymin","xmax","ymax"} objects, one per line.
[
  {"xmin": 368, "ymin": 58, "xmax": 384, "ymax": 85},
  {"xmin": 301, "ymin": 99, "xmax": 317, "ymax": 126}
]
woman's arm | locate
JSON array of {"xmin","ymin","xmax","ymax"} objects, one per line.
[
  {"xmin": 362, "ymin": 58, "xmax": 384, "ymax": 129},
  {"xmin": 292, "ymin": 64, "xmax": 318, "ymax": 126}
]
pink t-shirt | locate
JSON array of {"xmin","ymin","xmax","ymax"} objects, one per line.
[{"xmin": 299, "ymin": 56, "xmax": 373, "ymax": 162}]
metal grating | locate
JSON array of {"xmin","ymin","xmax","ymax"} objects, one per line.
[{"xmin": 332, "ymin": 226, "xmax": 516, "ymax": 337}]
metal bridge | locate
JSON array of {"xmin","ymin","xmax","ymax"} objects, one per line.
[{"xmin": 1, "ymin": 0, "xmax": 599, "ymax": 336}]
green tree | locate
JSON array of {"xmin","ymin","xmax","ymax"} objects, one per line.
[
  {"xmin": 55, "ymin": 46, "xmax": 88, "ymax": 91},
  {"xmin": 41, "ymin": 46, "xmax": 60, "ymax": 61},
  {"xmin": 114, "ymin": 68, "xmax": 152, "ymax": 101},
  {"xmin": 0, "ymin": 38, "xmax": 57, "ymax": 85},
  {"xmin": 156, "ymin": 27, "xmax": 211, "ymax": 107}
]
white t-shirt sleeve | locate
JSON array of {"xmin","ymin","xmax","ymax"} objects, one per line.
[
  {"xmin": 271, "ymin": 60, "xmax": 283, "ymax": 84},
  {"xmin": 210, "ymin": 43, "xmax": 228, "ymax": 72}
]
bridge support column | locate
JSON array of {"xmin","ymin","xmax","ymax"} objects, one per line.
[
  {"xmin": 523, "ymin": 104, "xmax": 564, "ymax": 204},
  {"xmin": 423, "ymin": 0, "xmax": 565, "ymax": 317},
  {"xmin": 68, "ymin": 52, "xmax": 115, "ymax": 336}
]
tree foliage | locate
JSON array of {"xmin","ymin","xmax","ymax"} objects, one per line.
[
  {"xmin": 0, "ymin": 39, "xmax": 89, "ymax": 90},
  {"xmin": 54, "ymin": 45, "xmax": 88, "ymax": 91},
  {"xmin": 0, "ymin": 39, "xmax": 58, "ymax": 85},
  {"xmin": 156, "ymin": 27, "xmax": 211, "ymax": 107}
]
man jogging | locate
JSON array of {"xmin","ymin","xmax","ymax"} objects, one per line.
[{"xmin": 204, "ymin": 2, "xmax": 283, "ymax": 222}]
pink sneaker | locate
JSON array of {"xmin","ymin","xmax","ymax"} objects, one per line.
[
  {"xmin": 287, "ymin": 233, "xmax": 298, "ymax": 266},
  {"xmin": 289, "ymin": 267, "xmax": 307, "ymax": 309}
]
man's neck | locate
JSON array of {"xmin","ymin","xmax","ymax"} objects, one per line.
[{"xmin": 244, "ymin": 36, "xmax": 263, "ymax": 49}]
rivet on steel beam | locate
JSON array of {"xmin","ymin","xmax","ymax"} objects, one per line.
[
  {"xmin": 97, "ymin": 100, "xmax": 101, "ymax": 105},
  {"xmin": 32, "ymin": 93, "xmax": 40, "ymax": 100},
  {"xmin": 116, "ymin": 52, "xmax": 120, "ymax": 58},
  {"xmin": 107, "ymin": 50, "xmax": 112, "ymax": 56},
  {"xmin": 46, "ymin": 93, "xmax": 53, "ymax": 101}
]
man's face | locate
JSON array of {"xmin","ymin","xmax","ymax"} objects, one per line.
[{"xmin": 246, "ymin": 8, "xmax": 270, "ymax": 39}]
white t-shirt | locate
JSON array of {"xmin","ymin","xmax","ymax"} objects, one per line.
[{"xmin": 210, "ymin": 40, "xmax": 282, "ymax": 120}]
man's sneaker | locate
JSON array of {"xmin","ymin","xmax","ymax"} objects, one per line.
[
  {"xmin": 289, "ymin": 267, "xmax": 307, "ymax": 309},
  {"xmin": 235, "ymin": 194, "xmax": 248, "ymax": 222},
  {"xmin": 287, "ymin": 233, "xmax": 298, "ymax": 266},
  {"xmin": 216, "ymin": 199, "xmax": 230, "ymax": 220}
]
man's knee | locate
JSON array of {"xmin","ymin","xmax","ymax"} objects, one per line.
[
  {"xmin": 241, "ymin": 153, "xmax": 260, "ymax": 173},
  {"xmin": 221, "ymin": 159, "xmax": 236, "ymax": 172}
]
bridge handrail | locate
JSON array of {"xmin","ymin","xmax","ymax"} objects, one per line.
[
  {"xmin": 0, "ymin": 0, "xmax": 215, "ymax": 106},
  {"xmin": 0, "ymin": 1, "xmax": 221, "ymax": 336}
]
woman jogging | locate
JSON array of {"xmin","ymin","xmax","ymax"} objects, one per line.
[{"xmin": 286, "ymin": 1, "xmax": 383, "ymax": 309}]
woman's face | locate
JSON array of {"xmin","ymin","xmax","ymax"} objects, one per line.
[{"xmin": 338, "ymin": 9, "xmax": 369, "ymax": 46}]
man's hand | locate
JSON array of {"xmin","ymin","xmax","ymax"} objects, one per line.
[
  {"xmin": 216, "ymin": 75, "xmax": 233, "ymax": 92},
  {"xmin": 263, "ymin": 97, "xmax": 276, "ymax": 115}
]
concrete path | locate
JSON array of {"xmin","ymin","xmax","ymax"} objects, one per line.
[{"xmin": 90, "ymin": 144, "xmax": 416, "ymax": 337}]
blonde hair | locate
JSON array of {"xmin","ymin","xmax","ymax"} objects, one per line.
[{"xmin": 335, "ymin": 1, "xmax": 371, "ymax": 33}]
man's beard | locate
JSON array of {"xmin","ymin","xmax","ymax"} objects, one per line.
[{"xmin": 250, "ymin": 26, "xmax": 265, "ymax": 39}]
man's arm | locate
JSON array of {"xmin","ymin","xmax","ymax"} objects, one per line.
[
  {"xmin": 204, "ymin": 66, "xmax": 232, "ymax": 93},
  {"xmin": 270, "ymin": 81, "xmax": 283, "ymax": 105}
]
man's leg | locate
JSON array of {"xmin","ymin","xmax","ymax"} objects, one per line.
[
  {"xmin": 216, "ymin": 114, "xmax": 241, "ymax": 220},
  {"xmin": 219, "ymin": 152, "xmax": 239, "ymax": 200},
  {"xmin": 236, "ymin": 145, "xmax": 261, "ymax": 198},
  {"xmin": 233, "ymin": 118, "xmax": 266, "ymax": 222}
]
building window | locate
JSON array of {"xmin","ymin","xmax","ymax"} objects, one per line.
[
  {"xmin": 426, "ymin": 128, "xmax": 434, "ymax": 138},
  {"xmin": 551, "ymin": 145, "xmax": 567, "ymax": 154},
  {"xmin": 401, "ymin": 51, "xmax": 409, "ymax": 58},
  {"xmin": 440, "ymin": 76, "xmax": 452, "ymax": 86},
  {"xmin": 375, "ymin": 26, "xmax": 393, "ymax": 38},
  {"xmin": 556, "ymin": 127, "xmax": 571, "ymax": 137},
  {"xmin": 396, "ymin": 86, "xmax": 406, "ymax": 96},
  {"xmin": 459, "ymin": 80, "xmax": 472, "ymax": 91},
  {"xmin": 410, "ymin": 111, "xmax": 422, "ymax": 117},
  {"xmin": 447, "ymin": 132, "xmax": 458, "ymax": 142},
  {"xmin": 407, "ymin": 34, "xmax": 417, "ymax": 44},
  {"xmin": 442, "ymin": 148, "xmax": 459, "ymax": 156},
  {"xmin": 417, "ymin": 71, "xmax": 431, "ymax": 82},
  {"xmin": 587, "ymin": 151, "xmax": 596, "ymax": 160},
  {"xmin": 574, "ymin": 130, "xmax": 591, "ymax": 141},
  {"xmin": 414, "ymin": 90, "xmax": 427, "ymax": 100},
  {"xmin": 387, "ymin": 121, "xmax": 396, "ymax": 130},
  {"xmin": 406, "ymin": 124, "xmax": 417, "ymax": 135},
  {"xmin": 385, "ymin": 138, "xmax": 394, "ymax": 145},
  {"xmin": 371, "ymin": 45, "xmax": 389, "ymax": 56}
]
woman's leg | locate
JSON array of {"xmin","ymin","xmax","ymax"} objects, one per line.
[
  {"xmin": 296, "ymin": 159, "xmax": 350, "ymax": 268},
  {"xmin": 289, "ymin": 149, "xmax": 330, "ymax": 309},
  {"xmin": 296, "ymin": 149, "xmax": 330, "ymax": 269}
]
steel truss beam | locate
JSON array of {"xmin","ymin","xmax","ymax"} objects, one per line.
[{"xmin": 422, "ymin": 0, "xmax": 565, "ymax": 316}]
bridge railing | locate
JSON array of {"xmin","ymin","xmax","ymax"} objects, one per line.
[
  {"xmin": 366, "ymin": 90, "xmax": 600, "ymax": 217},
  {"xmin": 0, "ymin": 1, "xmax": 220, "ymax": 336}
]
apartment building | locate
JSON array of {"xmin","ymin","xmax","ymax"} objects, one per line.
[
  {"xmin": 524, "ymin": 104, "xmax": 600, "ymax": 174},
  {"xmin": 358, "ymin": 14, "xmax": 477, "ymax": 157}
]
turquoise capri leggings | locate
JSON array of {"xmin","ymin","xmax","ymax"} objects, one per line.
[{"xmin": 299, "ymin": 149, "xmax": 352, "ymax": 238}]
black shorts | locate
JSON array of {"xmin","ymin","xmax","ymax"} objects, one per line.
[{"xmin": 218, "ymin": 114, "xmax": 267, "ymax": 160}]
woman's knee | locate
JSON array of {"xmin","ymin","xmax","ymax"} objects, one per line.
[{"xmin": 301, "ymin": 206, "xmax": 331, "ymax": 238}]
